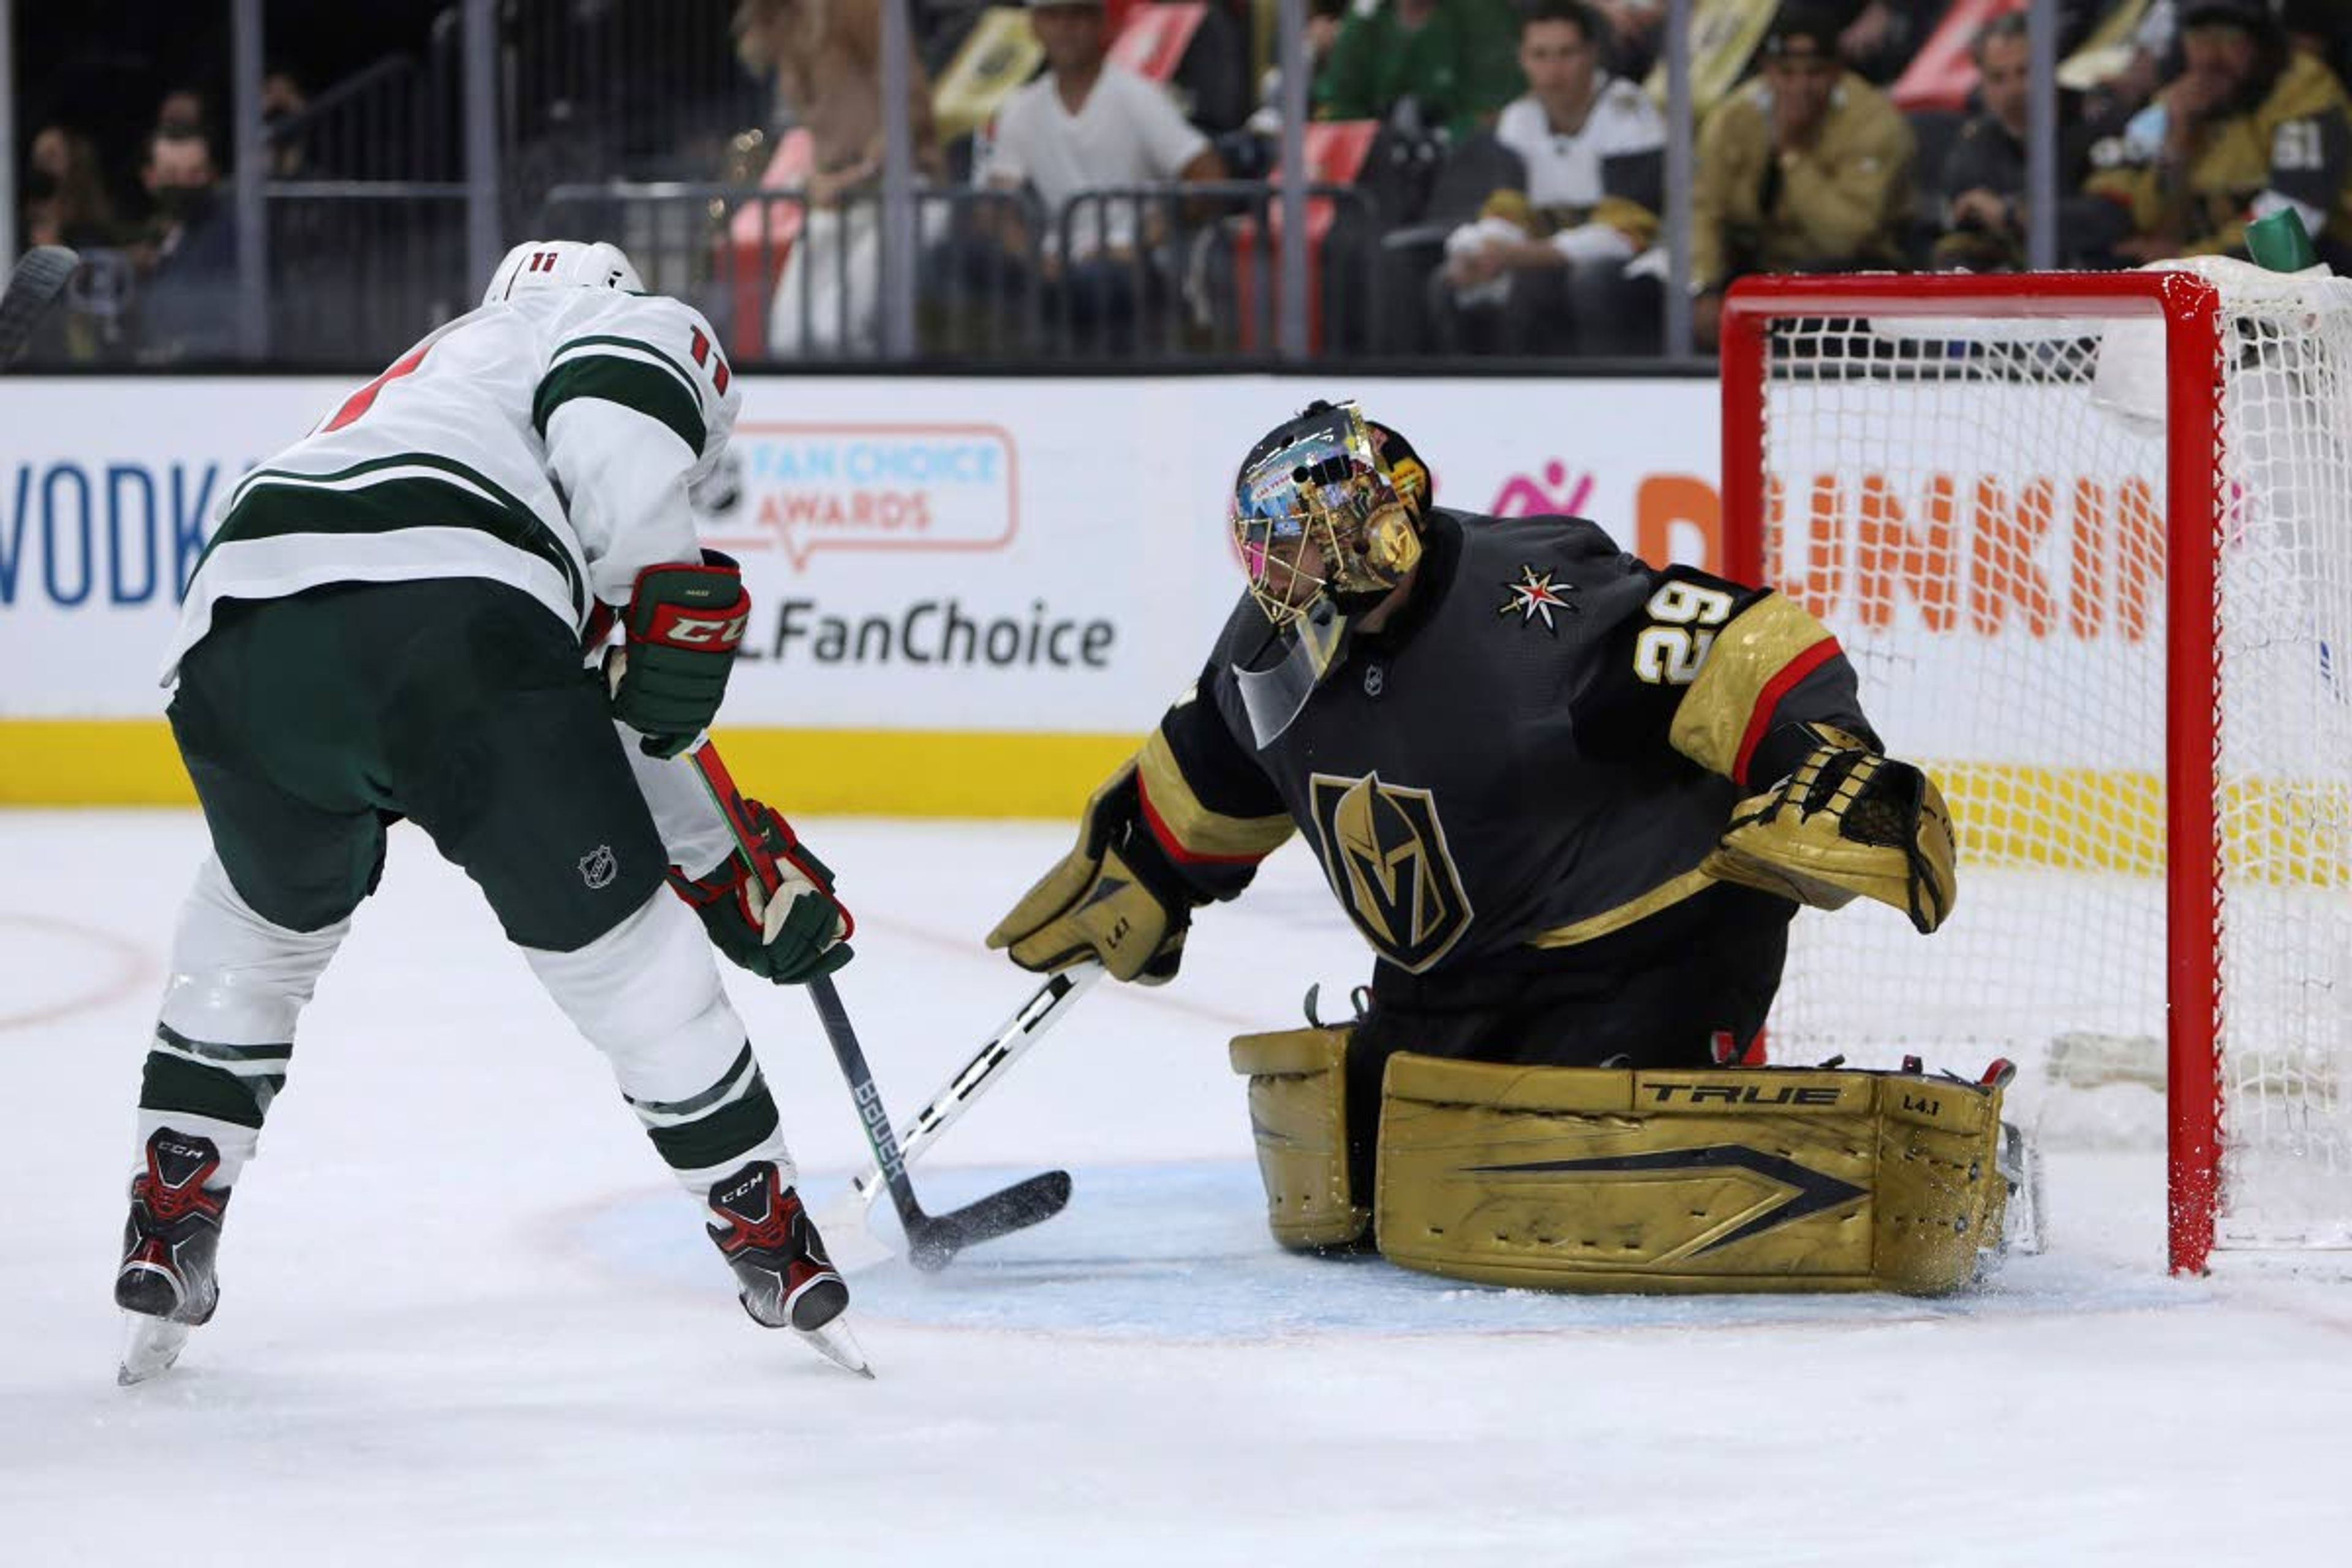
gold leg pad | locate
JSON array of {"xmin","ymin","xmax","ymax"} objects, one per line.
[
  {"xmin": 1229, "ymin": 1026, "xmax": 1368, "ymax": 1251},
  {"xmin": 1373, "ymin": 1055, "xmax": 2004, "ymax": 1295}
]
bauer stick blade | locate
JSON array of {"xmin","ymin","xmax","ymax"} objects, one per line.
[
  {"xmin": 690, "ymin": 742, "xmax": 1071, "ymax": 1270},
  {"xmin": 834, "ymin": 962, "xmax": 1104, "ymax": 1226},
  {"xmin": 0, "ymin": 246, "xmax": 78, "ymax": 366},
  {"xmin": 805, "ymin": 972, "xmax": 1071, "ymax": 1272}
]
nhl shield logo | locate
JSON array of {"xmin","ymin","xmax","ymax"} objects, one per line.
[
  {"xmin": 578, "ymin": 845, "xmax": 619, "ymax": 889},
  {"xmin": 1306, "ymin": 772, "xmax": 1472, "ymax": 973}
]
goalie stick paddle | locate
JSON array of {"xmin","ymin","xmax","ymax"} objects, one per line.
[
  {"xmin": 0, "ymin": 246, "xmax": 78, "ymax": 368},
  {"xmin": 688, "ymin": 742, "xmax": 1071, "ymax": 1272}
]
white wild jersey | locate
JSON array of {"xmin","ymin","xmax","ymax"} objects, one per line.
[{"xmin": 159, "ymin": 286, "xmax": 741, "ymax": 683}]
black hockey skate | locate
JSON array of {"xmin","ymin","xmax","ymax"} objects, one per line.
[
  {"xmin": 707, "ymin": 1160, "xmax": 869, "ymax": 1376},
  {"xmin": 115, "ymin": 1128, "xmax": 232, "ymax": 1385}
]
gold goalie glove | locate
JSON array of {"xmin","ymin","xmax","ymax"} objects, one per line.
[
  {"xmin": 986, "ymin": 761, "xmax": 1196, "ymax": 984},
  {"xmin": 1702, "ymin": 723, "xmax": 1958, "ymax": 934}
]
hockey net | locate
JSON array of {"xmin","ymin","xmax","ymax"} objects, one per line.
[{"xmin": 1722, "ymin": 266, "xmax": 2352, "ymax": 1273}]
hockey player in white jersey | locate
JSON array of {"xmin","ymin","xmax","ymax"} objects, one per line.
[{"xmin": 115, "ymin": 240, "xmax": 869, "ymax": 1380}]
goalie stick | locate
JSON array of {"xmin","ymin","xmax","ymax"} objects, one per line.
[
  {"xmin": 825, "ymin": 961, "xmax": 1102, "ymax": 1235},
  {"xmin": 0, "ymin": 246, "xmax": 78, "ymax": 368},
  {"xmin": 688, "ymin": 742, "xmax": 1071, "ymax": 1272}
]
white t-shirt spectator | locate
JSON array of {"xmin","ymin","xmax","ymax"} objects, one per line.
[
  {"xmin": 1492, "ymin": 78, "xmax": 1666, "ymax": 216},
  {"xmin": 981, "ymin": 63, "xmax": 1210, "ymax": 262},
  {"xmin": 1445, "ymin": 75, "xmax": 1668, "ymax": 293}
]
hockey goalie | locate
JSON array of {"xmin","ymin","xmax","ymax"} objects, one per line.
[{"xmin": 987, "ymin": 400, "xmax": 2010, "ymax": 1295}]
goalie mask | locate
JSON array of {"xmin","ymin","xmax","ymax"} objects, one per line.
[
  {"xmin": 1227, "ymin": 401, "xmax": 1433, "ymax": 747},
  {"xmin": 482, "ymin": 239, "xmax": 645, "ymax": 306},
  {"xmin": 1229, "ymin": 400, "xmax": 1431, "ymax": 628}
]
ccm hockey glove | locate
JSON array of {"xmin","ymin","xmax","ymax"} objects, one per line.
[
  {"xmin": 610, "ymin": 551, "xmax": 750, "ymax": 758},
  {"xmin": 1702, "ymin": 723, "xmax": 1958, "ymax": 935},
  {"xmin": 986, "ymin": 761, "xmax": 1196, "ymax": 984},
  {"xmin": 668, "ymin": 799, "xmax": 854, "ymax": 986}
]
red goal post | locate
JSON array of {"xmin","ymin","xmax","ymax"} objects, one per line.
[{"xmin": 1720, "ymin": 268, "xmax": 2352, "ymax": 1276}]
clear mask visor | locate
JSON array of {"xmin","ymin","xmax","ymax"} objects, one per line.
[{"xmin": 1233, "ymin": 595, "xmax": 1351, "ymax": 749}]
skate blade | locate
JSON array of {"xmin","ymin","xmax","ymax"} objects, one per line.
[
  {"xmin": 796, "ymin": 1315, "xmax": 874, "ymax": 1379},
  {"xmin": 118, "ymin": 1313, "xmax": 191, "ymax": 1386}
]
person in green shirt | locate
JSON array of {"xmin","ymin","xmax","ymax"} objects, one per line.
[{"xmin": 1313, "ymin": 0, "xmax": 1525, "ymax": 137}]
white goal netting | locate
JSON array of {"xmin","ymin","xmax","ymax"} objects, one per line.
[{"xmin": 1740, "ymin": 263, "xmax": 2352, "ymax": 1255}]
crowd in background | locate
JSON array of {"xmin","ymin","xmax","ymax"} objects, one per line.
[{"xmin": 17, "ymin": 0, "xmax": 2352, "ymax": 364}]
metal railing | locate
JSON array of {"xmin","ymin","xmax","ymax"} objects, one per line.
[
  {"xmin": 535, "ymin": 178, "xmax": 1385, "ymax": 365},
  {"xmin": 269, "ymin": 51, "xmax": 459, "ymax": 184},
  {"xmin": 502, "ymin": 0, "xmax": 763, "ymax": 189},
  {"xmin": 1052, "ymin": 181, "xmax": 1381, "ymax": 360},
  {"xmin": 537, "ymin": 181, "xmax": 1051, "ymax": 362},
  {"xmin": 263, "ymin": 185, "xmax": 471, "ymax": 364}
]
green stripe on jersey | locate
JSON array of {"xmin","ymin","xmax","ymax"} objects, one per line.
[
  {"xmin": 549, "ymin": 334, "xmax": 703, "ymax": 412},
  {"xmin": 533, "ymin": 353, "xmax": 706, "ymax": 456},
  {"xmin": 209, "ymin": 461, "xmax": 586, "ymax": 617}
]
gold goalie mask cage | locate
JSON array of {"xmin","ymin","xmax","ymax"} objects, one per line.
[
  {"xmin": 1229, "ymin": 401, "xmax": 1428, "ymax": 627},
  {"xmin": 1227, "ymin": 402, "xmax": 1432, "ymax": 747}
]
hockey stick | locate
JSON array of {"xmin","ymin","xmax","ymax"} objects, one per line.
[
  {"xmin": 688, "ymin": 742, "xmax": 1071, "ymax": 1271},
  {"xmin": 0, "ymin": 246, "xmax": 78, "ymax": 367},
  {"xmin": 829, "ymin": 961, "xmax": 1102, "ymax": 1231}
]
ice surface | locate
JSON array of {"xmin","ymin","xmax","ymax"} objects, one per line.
[{"xmin": 4, "ymin": 810, "xmax": 2351, "ymax": 1564}]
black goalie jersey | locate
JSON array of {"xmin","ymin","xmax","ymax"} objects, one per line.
[{"xmin": 1136, "ymin": 509, "xmax": 1879, "ymax": 976}]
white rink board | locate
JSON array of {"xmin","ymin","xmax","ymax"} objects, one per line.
[
  {"xmin": 0, "ymin": 366, "xmax": 2287, "ymax": 768},
  {"xmin": 0, "ymin": 374, "xmax": 1725, "ymax": 725}
]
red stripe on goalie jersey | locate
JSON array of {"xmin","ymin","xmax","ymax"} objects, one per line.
[
  {"xmin": 1656, "ymin": 582, "xmax": 1877, "ymax": 788},
  {"xmin": 1137, "ymin": 776, "xmax": 1267, "ymax": 865},
  {"xmin": 1732, "ymin": 636, "xmax": 1843, "ymax": 785},
  {"xmin": 1135, "ymin": 678, "xmax": 1294, "ymax": 891}
]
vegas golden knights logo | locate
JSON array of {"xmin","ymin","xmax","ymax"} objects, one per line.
[{"xmin": 1307, "ymin": 773, "xmax": 1472, "ymax": 973}]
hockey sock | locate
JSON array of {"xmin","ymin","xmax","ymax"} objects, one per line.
[{"xmin": 626, "ymin": 1041, "xmax": 799, "ymax": 1195}]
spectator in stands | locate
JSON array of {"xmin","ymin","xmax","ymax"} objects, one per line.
[
  {"xmin": 1689, "ymin": 4, "xmax": 1915, "ymax": 350},
  {"xmin": 25, "ymin": 125, "xmax": 122, "ymax": 249},
  {"xmin": 1831, "ymin": 1, "xmax": 1943, "ymax": 86},
  {"xmin": 2092, "ymin": 1, "xmax": 2179, "ymax": 127},
  {"xmin": 974, "ymin": 0, "xmax": 1226, "ymax": 350},
  {"xmin": 262, "ymin": 66, "xmax": 313, "ymax": 178},
  {"xmin": 23, "ymin": 124, "xmax": 137, "ymax": 363},
  {"xmin": 2081, "ymin": 0, "xmax": 2352, "ymax": 270},
  {"xmin": 1931, "ymin": 10, "xmax": 2102, "ymax": 270},
  {"xmin": 1591, "ymin": 1, "xmax": 1665, "ymax": 80},
  {"xmin": 1428, "ymin": 0, "xmax": 1666, "ymax": 356},
  {"xmin": 2280, "ymin": 0, "xmax": 2352, "ymax": 85},
  {"xmin": 20, "ymin": 127, "xmax": 120, "ymax": 363},
  {"xmin": 135, "ymin": 123, "xmax": 239, "ymax": 361},
  {"xmin": 1313, "ymin": 0, "xmax": 1525, "ymax": 138},
  {"xmin": 734, "ymin": 0, "xmax": 943, "ymax": 357},
  {"xmin": 1250, "ymin": 0, "xmax": 1349, "ymax": 137},
  {"xmin": 157, "ymin": 88, "xmax": 210, "ymax": 137}
]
